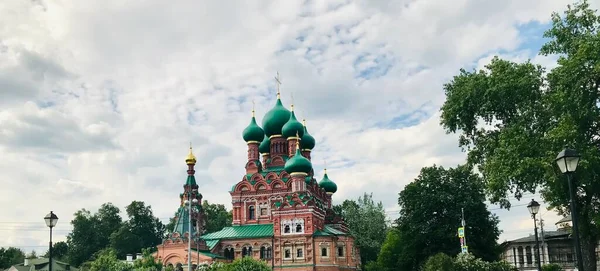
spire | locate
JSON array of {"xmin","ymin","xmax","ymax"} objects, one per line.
[
  {"xmin": 324, "ymin": 159, "xmax": 327, "ymax": 174},
  {"xmin": 275, "ymin": 71, "xmax": 282, "ymax": 99},
  {"xmin": 296, "ymin": 131, "xmax": 301, "ymax": 150},
  {"xmin": 185, "ymin": 143, "xmax": 196, "ymax": 165}
]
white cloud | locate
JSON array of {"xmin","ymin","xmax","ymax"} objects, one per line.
[{"xmin": 0, "ymin": 0, "xmax": 575, "ymax": 254}]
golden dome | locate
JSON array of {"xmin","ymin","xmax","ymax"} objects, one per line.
[{"xmin": 185, "ymin": 144, "xmax": 196, "ymax": 165}]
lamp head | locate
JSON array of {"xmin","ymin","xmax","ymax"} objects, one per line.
[
  {"xmin": 555, "ymin": 147, "xmax": 580, "ymax": 174},
  {"xmin": 44, "ymin": 211, "xmax": 58, "ymax": 228},
  {"xmin": 527, "ymin": 199, "xmax": 540, "ymax": 216}
]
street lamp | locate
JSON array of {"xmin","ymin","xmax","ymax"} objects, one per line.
[
  {"xmin": 527, "ymin": 199, "xmax": 542, "ymax": 271},
  {"xmin": 44, "ymin": 211, "xmax": 58, "ymax": 271},
  {"xmin": 555, "ymin": 147, "xmax": 584, "ymax": 271},
  {"xmin": 184, "ymin": 190, "xmax": 199, "ymax": 271}
]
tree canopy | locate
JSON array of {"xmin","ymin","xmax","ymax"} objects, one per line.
[
  {"xmin": 334, "ymin": 192, "xmax": 388, "ymax": 267},
  {"xmin": 0, "ymin": 247, "xmax": 26, "ymax": 269},
  {"xmin": 375, "ymin": 165, "xmax": 500, "ymax": 270},
  {"xmin": 439, "ymin": 1, "xmax": 600, "ymax": 269}
]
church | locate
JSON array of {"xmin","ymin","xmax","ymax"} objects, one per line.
[{"xmin": 154, "ymin": 78, "xmax": 361, "ymax": 271}]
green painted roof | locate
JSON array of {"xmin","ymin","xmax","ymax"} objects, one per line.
[
  {"xmin": 282, "ymin": 110, "xmax": 304, "ymax": 138},
  {"xmin": 314, "ymin": 225, "xmax": 347, "ymax": 236},
  {"xmin": 242, "ymin": 116, "xmax": 265, "ymax": 143},
  {"xmin": 300, "ymin": 124, "xmax": 316, "ymax": 150},
  {"xmin": 170, "ymin": 205, "xmax": 201, "ymax": 238},
  {"xmin": 186, "ymin": 175, "xmax": 197, "ymax": 186},
  {"xmin": 319, "ymin": 173, "xmax": 337, "ymax": 194},
  {"xmin": 10, "ymin": 258, "xmax": 78, "ymax": 271},
  {"xmin": 284, "ymin": 149, "xmax": 312, "ymax": 174},
  {"xmin": 191, "ymin": 248, "xmax": 226, "ymax": 259},
  {"xmin": 202, "ymin": 224, "xmax": 273, "ymax": 240},
  {"xmin": 205, "ymin": 239, "xmax": 220, "ymax": 250},
  {"xmin": 259, "ymin": 135, "xmax": 270, "ymax": 153}
]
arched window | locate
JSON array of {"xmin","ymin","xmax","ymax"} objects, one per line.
[
  {"xmin": 176, "ymin": 263, "xmax": 183, "ymax": 271},
  {"xmin": 295, "ymin": 223, "xmax": 303, "ymax": 233},
  {"xmin": 248, "ymin": 206, "xmax": 255, "ymax": 220},
  {"xmin": 224, "ymin": 247, "xmax": 235, "ymax": 260},
  {"xmin": 260, "ymin": 245, "xmax": 272, "ymax": 259},
  {"xmin": 284, "ymin": 224, "xmax": 290, "ymax": 233},
  {"xmin": 242, "ymin": 246, "xmax": 253, "ymax": 257}
]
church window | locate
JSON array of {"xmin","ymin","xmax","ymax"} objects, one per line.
[
  {"xmin": 260, "ymin": 245, "xmax": 272, "ymax": 259},
  {"xmin": 337, "ymin": 245, "xmax": 345, "ymax": 257},
  {"xmin": 242, "ymin": 245, "xmax": 253, "ymax": 257},
  {"xmin": 248, "ymin": 206, "xmax": 255, "ymax": 220},
  {"xmin": 273, "ymin": 183, "xmax": 282, "ymax": 189},
  {"xmin": 284, "ymin": 224, "xmax": 291, "ymax": 233},
  {"xmin": 295, "ymin": 222, "xmax": 303, "ymax": 233},
  {"xmin": 296, "ymin": 248, "xmax": 304, "ymax": 259},
  {"xmin": 224, "ymin": 247, "xmax": 235, "ymax": 260},
  {"xmin": 257, "ymin": 184, "xmax": 266, "ymax": 190},
  {"xmin": 260, "ymin": 207, "xmax": 268, "ymax": 216},
  {"xmin": 284, "ymin": 248, "xmax": 292, "ymax": 259},
  {"xmin": 321, "ymin": 247, "xmax": 328, "ymax": 257}
]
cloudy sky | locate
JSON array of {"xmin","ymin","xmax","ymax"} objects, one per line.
[{"xmin": 1, "ymin": 0, "xmax": 595, "ymax": 254}]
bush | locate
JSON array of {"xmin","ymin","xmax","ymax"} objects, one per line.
[
  {"xmin": 542, "ymin": 263, "xmax": 564, "ymax": 271},
  {"xmin": 423, "ymin": 253, "xmax": 454, "ymax": 271}
]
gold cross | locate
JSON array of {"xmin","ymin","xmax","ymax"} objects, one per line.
[{"xmin": 275, "ymin": 72, "xmax": 282, "ymax": 98}]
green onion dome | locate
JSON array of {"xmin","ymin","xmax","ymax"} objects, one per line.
[
  {"xmin": 282, "ymin": 106, "xmax": 304, "ymax": 139},
  {"xmin": 319, "ymin": 169, "xmax": 337, "ymax": 194},
  {"xmin": 284, "ymin": 143, "xmax": 312, "ymax": 175},
  {"xmin": 262, "ymin": 97, "xmax": 291, "ymax": 137},
  {"xmin": 259, "ymin": 135, "xmax": 270, "ymax": 154},
  {"xmin": 242, "ymin": 112, "xmax": 265, "ymax": 143},
  {"xmin": 300, "ymin": 119, "xmax": 316, "ymax": 150}
]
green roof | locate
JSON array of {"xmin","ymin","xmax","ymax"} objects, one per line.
[
  {"xmin": 202, "ymin": 224, "xmax": 273, "ymax": 240},
  {"xmin": 191, "ymin": 248, "xmax": 226, "ymax": 259},
  {"xmin": 10, "ymin": 258, "xmax": 78, "ymax": 271},
  {"xmin": 314, "ymin": 225, "xmax": 347, "ymax": 236},
  {"xmin": 205, "ymin": 239, "xmax": 220, "ymax": 250}
]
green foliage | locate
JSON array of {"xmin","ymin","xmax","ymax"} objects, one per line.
[
  {"xmin": 542, "ymin": 263, "xmax": 564, "ymax": 271},
  {"xmin": 334, "ymin": 192, "xmax": 388, "ymax": 267},
  {"xmin": 439, "ymin": 1, "xmax": 600, "ymax": 269},
  {"xmin": 217, "ymin": 257, "xmax": 271, "ymax": 271},
  {"xmin": 0, "ymin": 247, "xmax": 26, "ymax": 269},
  {"xmin": 68, "ymin": 201, "xmax": 165, "ymax": 267},
  {"xmin": 421, "ymin": 253, "xmax": 517, "ymax": 271},
  {"xmin": 131, "ymin": 248, "xmax": 163, "ymax": 270},
  {"xmin": 365, "ymin": 228, "xmax": 406, "ymax": 271},
  {"xmin": 390, "ymin": 165, "xmax": 500, "ymax": 270},
  {"xmin": 68, "ymin": 204, "xmax": 123, "ymax": 266},
  {"xmin": 89, "ymin": 248, "xmax": 134, "ymax": 271},
  {"xmin": 43, "ymin": 241, "xmax": 69, "ymax": 262},
  {"xmin": 423, "ymin": 253, "xmax": 454, "ymax": 271}
]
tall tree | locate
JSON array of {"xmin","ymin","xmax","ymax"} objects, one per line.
[
  {"xmin": 110, "ymin": 201, "xmax": 165, "ymax": 258},
  {"xmin": 43, "ymin": 241, "xmax": 69, "ymax": 262},
  {"xmin": 439, "ymin": 1, "xmax": 600, "ymax": 269},
  {"xmin": 0, "ymin": 247, "xmax": 26, "ymax": 269},
  {"xmin": 67, "ymin": 203, "xmax": 123, "ymax": 266},
  {"xmin": 334, "ymin": 193, "xmax": 388, "ymax": 267},
  {"xmin": 394, "ymin": 165, "xmax": 500, "ymax": 270}
]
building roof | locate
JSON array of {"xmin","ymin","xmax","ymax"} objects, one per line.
[
  {"xmin": 314, "ymin": 225, "xmax": 348, "ymax": 236},
  {"xmin": 202, "ymin": 224, "xmax": 274, "ymax": 240},
  {"xmin": 508, "ymin": 230, "xmax": 570, "ymax": 244},
  {"xmin": 555, "ymin": 215, "xmax": 572, "ymax": 224},
  {"xmin": 190, "ymin": 248, "xmax": 226, "ymax": 259},
  {"xmin": 8, "ymin": 258, "xmax": 78, "ymax": 271}
]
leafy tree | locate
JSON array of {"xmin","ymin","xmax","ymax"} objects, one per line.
[
  {"xmin": 88, "ymin": 248, "xmax": 133, "ymax": 271},
  {"xmin": 110, "ymin": 201, "xmax": 165, "ymax": 258},
  {"xmin": 334, "ymin": 193, "xmax": 388, "ymax": 267},
  {"xmin": 218, "ymin": 257, "xmax": 271, "ymax": 271},
  {"xmin": 365, "ymin": 228, "xmax": 407, "ymax": 271},
  {"xmin": 43, "ymin": 241, "xmax": 69, "ymax": 262},
  {"xmin": 131, "ymin": 248, "xmax": 163, "ymax": 270},
  {"xmin": 423, "ymin": 253, "xmax": 454, "ymax": 271},
  {"xmin": 25, "ymin": 250, "xmax": 37, "ymax": 259},
  {"xmin": 439, "ymin": 1, "xmax": 600, "ymax": 269},
  {"xmin": 542, "ymin": 263, "xmax": 564, "ymax": 271},
  {"xmin": 0, "ymin": 247, "xmax": 26, "ymax": 269},
  {"xmin": 394, "ymin": 165, "xmax": 500, "ymax": 270},
  {"xmin": 67, "ymin": 203, "xmax": 123, "ymax": 266}
]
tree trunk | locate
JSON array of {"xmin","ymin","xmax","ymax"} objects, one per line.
[{"xmin": 578, "ymin": 211, "xmax": 598, "ymax": 271}]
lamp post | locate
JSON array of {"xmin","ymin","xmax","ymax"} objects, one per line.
[
  {"xmin": 44, "ymin": 211, "xmax": 58, "ymax": 271},
  {"xmin": 555, "ymin": 147, "xmax": 584, "ymax": 271},
  {"xmin": 184, "ymin": 190, "xmax": 199, "ymax": 271},
  {"xmin": 527, "ymin": 199, "xmax": 542, "ymax": 271}
]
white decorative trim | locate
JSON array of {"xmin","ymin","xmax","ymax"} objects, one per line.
[{"xmin": 281, "ymin": 218, "xmax": 305, "ymax": 235}]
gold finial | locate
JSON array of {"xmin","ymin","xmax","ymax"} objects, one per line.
[
  {"xmin": 290, "ymin": 92, "xmax": 294, "ymax": 111},
  {"xmin": 275, "ymin": 72, "xmax": 282, "ymax": 99},
  {"xmin": 186, "ymin": 142, "xmax": 197, "ymax": 165},
  {"xmin": 252, "ymin": 100, "xmax": 255, "ymax": 117},
  {"xmin": 324, "ymin": 159, "xmax": 327, "ymax": 174},
  {"xmin": 296, "ymin": 131, "xmax": 300, "ymax": 150},
  {"xmin": 302, "ymin": 119, "xmax": 306, "ymax": 127}
]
